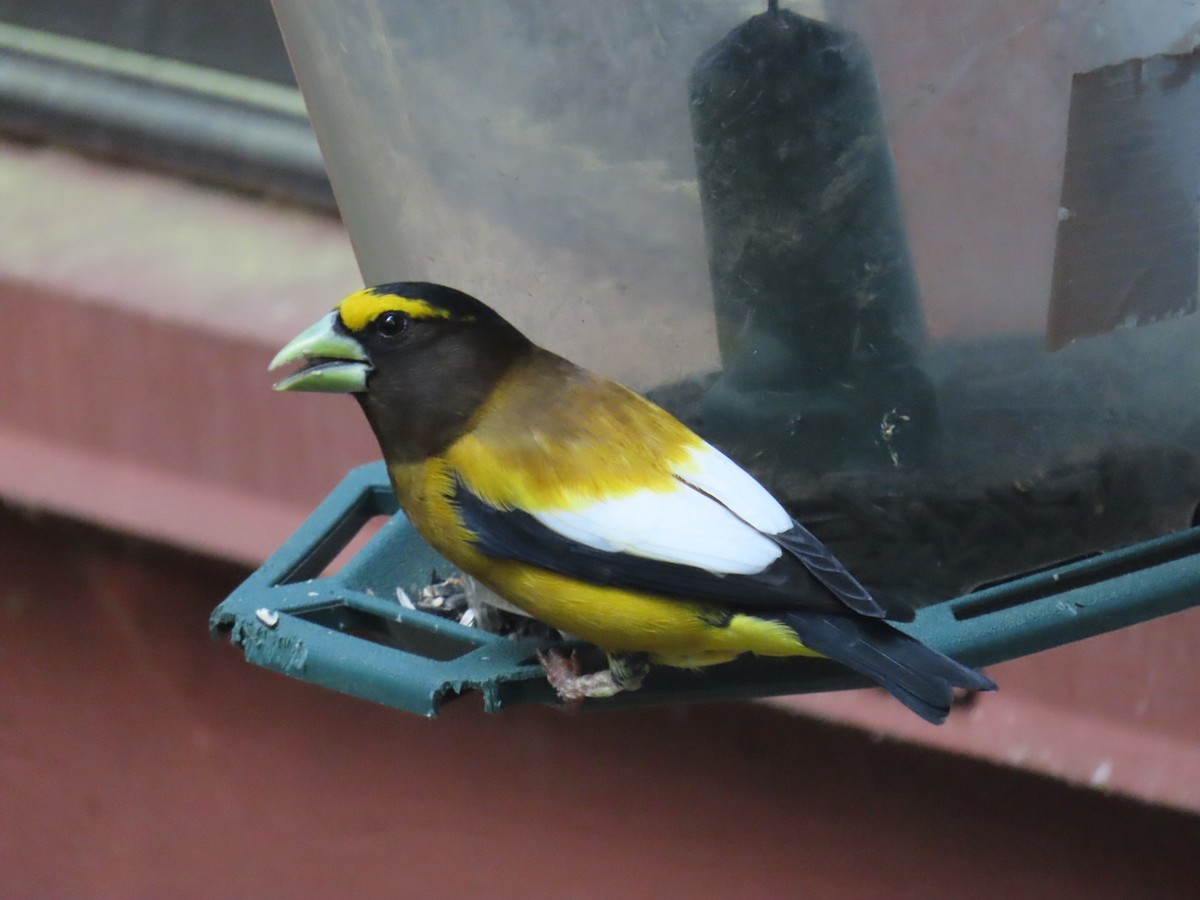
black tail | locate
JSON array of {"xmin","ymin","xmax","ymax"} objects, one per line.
[{"xmin": 779, "ymin": 611, "xmax": 996, "ymax": 724}]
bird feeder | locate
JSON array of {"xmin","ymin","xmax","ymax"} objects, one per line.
[{"xmin": 214, "ymin": 1, "xmax": 1200, "ymax": 715}]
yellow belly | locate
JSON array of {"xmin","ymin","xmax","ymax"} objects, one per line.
[
  {"xmin": 480, "ymin": 559, "xmax": 815, "ymax": 667},
  {"xmin": 388, "ymin": 457, "xmax": 818, "ymax": 667}
]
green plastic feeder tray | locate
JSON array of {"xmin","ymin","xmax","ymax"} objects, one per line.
[{"xmin": 210, "ymin": 461, "xmax": 1200, "ymax": 717}]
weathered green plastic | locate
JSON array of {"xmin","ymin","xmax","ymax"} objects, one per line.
[{"xmin": 210, "ymin": 461, "xmax": 1200, "ymax": 717}]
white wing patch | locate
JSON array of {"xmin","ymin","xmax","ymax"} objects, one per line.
[
  {"xmin": 532, "ymin": 481, "xmax": 783, "ymax": 575},
  {"xmin": 673, "ymin": 443, "xmax": 792, "ymax": 535}
]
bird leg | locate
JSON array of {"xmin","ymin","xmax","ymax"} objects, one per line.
[
  {"xmin": 608, "ymin": 652, "xmax": 650, "ymax": 692},
  {"xmin": 537, "ymin": 650, "xmax": 650, "ymax": 702},
  {"xmin": 537, "ymin": 649, "xmax": 619, "ymax": 701}
]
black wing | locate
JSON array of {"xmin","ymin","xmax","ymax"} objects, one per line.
[
  {"xmin": 769, "ymin": 523, "xmax": 904, "ymax": 619},
  {"xmin": 453, "ymin": 478, "xmax": 908, "ymax": 620}
]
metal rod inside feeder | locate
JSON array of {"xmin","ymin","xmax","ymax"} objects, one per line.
[{"xmin": 690, "ymin": 6, "xmax": 936, "ymax": 471}]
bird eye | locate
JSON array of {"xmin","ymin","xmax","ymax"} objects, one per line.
[{"xmin": 376, "ymin": 311, "xmax": 407, "ymax": 338}]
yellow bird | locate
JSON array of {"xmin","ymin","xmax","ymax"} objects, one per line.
[{"xmin": 271, "ymin": 282, "xmax": 995, "ymax": 722}]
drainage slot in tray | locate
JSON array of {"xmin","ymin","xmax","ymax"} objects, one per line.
[{"xmin": 293, "ymin": 603, "xmax": 476, "ymax": 662}]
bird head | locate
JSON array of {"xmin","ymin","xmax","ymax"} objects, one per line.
[{"xmin": 270, "ymin": 282, "xmax": 532, "ymax": 459}]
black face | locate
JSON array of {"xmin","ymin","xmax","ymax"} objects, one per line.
[
  {"xmin": 341, "ymin": 281, "xmax": 512, "ymax": 372},
  {"xmin": 338, "ymin": 308, "xmax": 445, "ymax": 384},
  {"xmin": 345, "ymin": 303, "xmax": 533, "ymax": 462},
  {"xmin": 352, "ymin": 309, "xmax": 423, "ymax": 365}
]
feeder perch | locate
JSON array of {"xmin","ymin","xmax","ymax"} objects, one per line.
[{"xmin": 210, "ymin": 461, "xmax": 1200, "ymax": 717}]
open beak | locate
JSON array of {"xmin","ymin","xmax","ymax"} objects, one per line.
[{"xmin": 269, "ymin": 311, "xmax": 371, "ymax": 393}]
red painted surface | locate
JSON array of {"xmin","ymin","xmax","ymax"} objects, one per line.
[
  {"xmin": 0, "ymin": 140, "xmax": 372, "ymax": 560},
  {"xmin": 0, "ymin": 277, "xmax": 375, "ymax": 561},
  {"xmin": 3, "ymin": 505, "xmax": 1199, "ymax": 898},
  {"xmin": 778, "ymin": 605, "xmax": 1200, "ymax": 812}
]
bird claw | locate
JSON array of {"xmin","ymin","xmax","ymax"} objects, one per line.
[{"xmin": 537, "ymin": 649, "xmax": 623, "ymax": 703}]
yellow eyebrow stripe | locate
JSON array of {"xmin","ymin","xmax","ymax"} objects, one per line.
[{"xmin": 337, "ymin": 288, "xmax": 455, "ymax": 332}]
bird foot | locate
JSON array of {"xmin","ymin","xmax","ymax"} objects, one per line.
[
  {"xmin": 537, "ymin": 649, "xmax": 623, "ymax": 702},
  {"xmin": 537, "ymin": 649, "xmax": 652, "ymax": 703}
]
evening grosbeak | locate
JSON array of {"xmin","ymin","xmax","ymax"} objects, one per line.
[{"xmin": 270, "ymin": 282, "xmax": 995, "ymax": 723}]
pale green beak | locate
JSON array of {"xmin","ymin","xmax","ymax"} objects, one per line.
[{"xmin": 269, "ymin": 311, "xmax": 371, "ymax": 393}]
